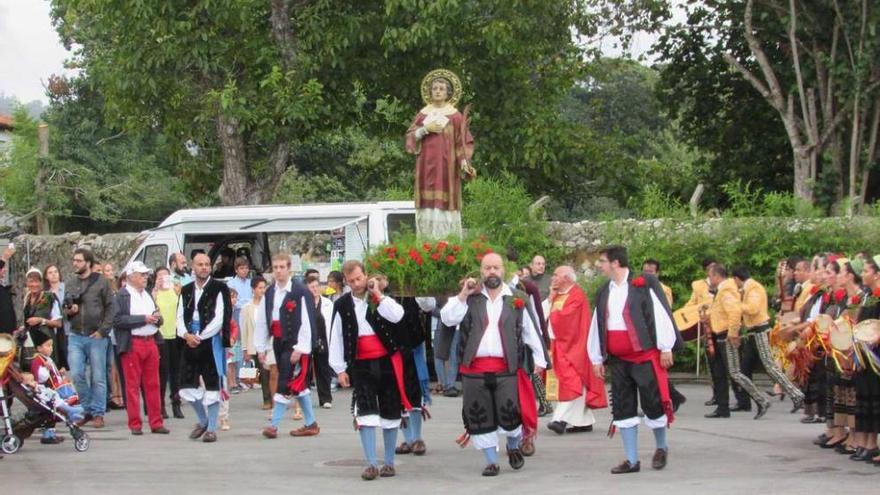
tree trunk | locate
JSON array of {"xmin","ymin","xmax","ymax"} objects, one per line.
[
  {"xmin": 216, "ymin": 113, "xmax": 258, "ymax": 206},
  {"xmin": 793, "ymin": 149, "xmax": 813, "ymax": 202}
]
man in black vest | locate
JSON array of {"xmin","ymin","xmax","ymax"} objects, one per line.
[
  {"xmin": 256, "ymin": 253, "xmax": 318, "ymax": 439},
  {"xmin": 329, "ymin": 260, "xmax": 409, "ymax": 480},
  {"xmin": 588, "ymin": 245, "xmax": 682, "ymax": 474},
  {"xmin": 440, "ymin": 253, "xmax": 547, "ymax": 477},
  {"xmin": 175, "ymin": 253, "xmax": 231, "ymax": 443}
]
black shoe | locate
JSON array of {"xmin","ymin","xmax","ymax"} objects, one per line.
[
  {"xmin": 482, "ymin": 464, "xmax": 500, "ymax": 477},
  {"xmin": 671, "ymin": 393, "xmax": 686, "ymax": 413},
  {"xmin": 849, "ymin": 448, "xmax": 868, "ymax": 461},
  {"xmin": 507, "ymin": 447, "xmax": 525, "ymax": 470},
  {"xmin": 754, "ymin": 402, "xmax": 770, "ymax": 420},
  {"xmin": 547, "ymin": 421, "xmax": 567, "ymax": 435},
  {"xmin": 40, "ymin": 436, "xmax": 65, "ymax": 445},
  {"xmin": 651, "ymin": 448, "xmax": 668, "ymax": 470},
  {"xmin": 161, "ymin": 407, "xmax": 169, "ymax": 420},
  {"xmin": 731, "ymin": 404, "xmax": 752, "ymax": 412},
  {"xmin": 172, "ymin": 403, "xmax": 185, "ymax": 419},
  {"xmin": 860, "ymin": 449, "xmax": 880, "ymax": 462},
  {"xmin": 835, "ymin": 443, "xmax": 857, "ymax": 455},
  {"xmin": 131, "ymin": 429, "xmax": 143, "ymax": 436},
  {"xmin": 566, "ymin": 425, "xmax": 593, "ymax": 433},
  {"xmin": 812, "ymin": 433, "xmax": 829, "ymax": 446},
  {"xmin": 704, "ymin": 409, "xmax": 730, "ymax": 418},
  {"xmin": 819, "ymin": 437, "xmax": 847, "ymax": 449},
  {"xmin": 704, "ymin": 398, "xmax": 717, "ymax": 407},
  {"xmin": 443, "ymin": 388, "xmax": 461, "ymax": 398},
  {"xmin": 610, "ymin": 460, "xmax": 640, "ymax": 474}
]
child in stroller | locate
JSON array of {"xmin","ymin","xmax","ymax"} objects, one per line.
[
  {"xmin": 26, "ymin": 328, "xmax": 85, "ymax": 443},
  {"xmin": 0, "ymin": 332, "xmax": 90, "ymax": 454}
]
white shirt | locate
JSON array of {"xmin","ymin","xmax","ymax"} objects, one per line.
[
  {"xmin": 329, "ymin": 295, "xmax": 405, "ymax": 374},
  {"xmin": 587, "ymin": 270, "xmax": 677, "ymax": 364},
  {"xmin": 126, "ymin": 285, "xmax": 159, "ymax": 336},
  {"xmin": 807, "ymin": 296, "xmax": 823, "ymax": 322},
  {"xmin": 440, "ymin": 284, "xmax": 547, "ymax": 369},
  {"xmin": 253, "ymin": 279, "xmax": 313, "ymax": 355},
  {"xmin": 175, "ymin": 278, "xmax": 226, "ymax": 341}
]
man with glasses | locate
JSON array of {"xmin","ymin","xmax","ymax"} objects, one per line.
[{"xmin": 65, "ymin": 248, "xmax": 115, "ymax": 428}]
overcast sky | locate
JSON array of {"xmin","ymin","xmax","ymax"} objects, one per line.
[
  {"xmin": 0, "ymin": 1, "xmax": 672, "ymax": 105},
  {"xmin": 0, "ymin": 0, "xmax": 73, "ymax": 104}
]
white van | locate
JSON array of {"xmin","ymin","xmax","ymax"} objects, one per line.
[{"xmin": 126, "ymin": 201, "xmax": 416, "ymax": 275}]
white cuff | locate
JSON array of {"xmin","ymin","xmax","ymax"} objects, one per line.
[
  {"xmin": 613, "ymin": 416, "xmax": 641, "ymax": 428},
  {"xmin": 643, "ymin": 414, "xmax": 668, "ymax": 429}
]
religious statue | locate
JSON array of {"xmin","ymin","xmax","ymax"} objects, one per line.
[{"xmin": 405, "ymin": 69, "xmax": 475, "ymax": 239}]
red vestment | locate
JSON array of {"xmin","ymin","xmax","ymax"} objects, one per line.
[
  {"xmin": 405, "ymin": 109, "xmax": 474, "ymax": 211},
  {"xmin": 549, "ymin": 285, "xmax": 607, "ymax": 409}
]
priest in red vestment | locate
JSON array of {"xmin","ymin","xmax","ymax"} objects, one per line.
[{"xmin": 546, "ymin": 265, "xmax": 607, "ymax": 434}]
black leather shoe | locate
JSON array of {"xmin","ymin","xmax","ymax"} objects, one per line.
[
  {"xmin": 731, "ymin": 404, "xmax": 752, "ymax": 412},
  {"xmin": 651, "ymin": 448, "xmax": 668, "ymax": 470},
  {"xmin": 812, "ymin": 433, "xmax": 829, "ymax": 446},
  {"xmin": 547, "ymin": 421, "xmax": 567, "ymax": 435},
  {"xmin": 611, "ymin": 460, "xmax": 640, "ymax": 474},
  {"xmin": 754, "ymin": 402, "xmax": 770, "ymax": 420},
  {"xmin": 671, "ymin": 392, "xmax": 686, "ymax": 413},
  {"xmin": 704, "ymin": 410, "xmax": 730, "ymax": 418},
  {"xmin": 819, "ymin": 437, "xmax": 847, "ymax": 449},
  {"xmin": 704, "ymin": 398, "xmax": 717, "ymax": 406},
  {"xmin": 566, "ymin": 425, "xmax": 593, "ymax": 433},
  {"xmin": 507, "ymin": 447, "xmax": 525, "ymax": 470},
  {"xmin": 482, "ymin": 464, "xmax": 500, "ymax": 477},
  {"xmin": 172, "ymin": 403, "xmax": 185, "ymax": 419},
  {"xmin": 835, "ymin": 443, "xmax": 856, "ymax": 455},
  {"xmin": 849, "ymin": 447, "xmax": 868, "ymax": 461},
  {"xmin": 860, "ymin": 449, "xmax": 880, "ymax": 462}
]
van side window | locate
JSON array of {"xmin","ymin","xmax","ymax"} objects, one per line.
[{"xmin": 143, "ymin": 244, "xmax": 169, "ymax": 271}]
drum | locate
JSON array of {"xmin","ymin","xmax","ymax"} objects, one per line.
[
  {"xmin": 778, "ymin": 311, "xmax": 801, "ymax": 328},
  {"xmin": 853, "ymin": 319, "xmax": 880, "ymax": 347},
  {"xmin": 673, "ymin": 305, "xmax": 703, "ymax": 341},
  {"xmin": 830, "ymin": 320, "xmax": 854, "ymax": 373},
  {"xmin": 814, "ymin": 314, "xmax": 835, "ymax": 336}
]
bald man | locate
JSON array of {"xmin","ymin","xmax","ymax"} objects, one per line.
[
  {"xmin": 546, "ymin": 266, "xmax": 606, "ymax": 435},
  {"xmin": 441, "ymin": 253, "xmax": 547, "ymax": 477},
  {"xmin": 176, "ymin": 253, "xmax": 232, "ymax": 443}
]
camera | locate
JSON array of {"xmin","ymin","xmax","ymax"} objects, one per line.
[{"xmin": 63, "ymin": 291, "xmax": 83, "ymax": 313}]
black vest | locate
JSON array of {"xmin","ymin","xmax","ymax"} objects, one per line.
[
  {"xmin": 457, "ymin": 291, "xmax": 527, "ymax": 374},
  {"xmin": 181, "ymin": 279, "xmax": 232, "ymax": 347},
  {"xmin": 594, "ymin": 272, "xmax": 682, "ymax": 359},
  {"xmin": 264, "ymin": 282, "xmax": 313, "ymax": 346},
  {"xmin": 333, "ymin": 292, "xmax": 400, "ymax": 370}
]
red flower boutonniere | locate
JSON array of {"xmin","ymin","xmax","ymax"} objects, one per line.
[
  {"xmin": 873, "ymin": 287, "xmax": 880, "ymax": 298},
  {"xmin": 822, "ymin": 292, "xmax": 831, "ymax": 305},
  {"xmin": 285, "ymin": 300, "xmax": 297, "ymax": 312},
  {"xmin": 810, "ymin": 285, "xmax": 820, "ymax": 296},
  {"xmin": 865, "ymin": 287, "xmax": 880, "ymax": 306},
  {"xmin": 510, "ymin": 297, "xmax": 526, "ymax": 310},
  {"xmin": 833, "ymin": 289, "xmax": 847, "ymax": 304},
  {"xmin": 632, "ymin": 276, "xmax": 646, "ymax": 288},
  {"xmin": 850, "ymin": 294, "xmax": 862, "ymax": 306}
]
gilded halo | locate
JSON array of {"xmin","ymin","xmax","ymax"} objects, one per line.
[{"xmin": 420, "ymin": 68, "xmax": 462, "ymax": 106}]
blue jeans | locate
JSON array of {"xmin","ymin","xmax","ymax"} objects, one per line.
[
  {"xmin": 67, "ymin": 333, "xmax": 109, "ymax": 417},
  {"xmin": 433, "ymin": 327, "xmax": 460, "ymax": 390}
]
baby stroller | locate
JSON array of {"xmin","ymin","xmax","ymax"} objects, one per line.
[{"xmin": 0, "ymin": 334, "xmax": 90, "ymax": 453}]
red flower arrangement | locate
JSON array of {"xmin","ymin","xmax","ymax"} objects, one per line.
[
  {"xmin": 285, "ymin": 300, "xmax": 296, "ymax": 312},
  {"xmin": 445, "ymin": 255, "xmax": 456, "ymax": 265},
  {"xmin": 632, "ymin": 276, "xmax": 646, "ymax": 288}
]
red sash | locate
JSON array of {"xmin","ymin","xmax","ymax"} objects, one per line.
[
  {"xmin": 356, "ymin": 335, "xmax": 413, "ymax": 411},
  {"xmin": 271, "ymin": 320, "xmax": 282, "ymax": 338},
  {"xmin": 607, "ymin": 330, "xmax": 674, "ymax": 424}
]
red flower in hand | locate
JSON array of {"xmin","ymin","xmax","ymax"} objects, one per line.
[
  {"xmin": 873, "ymin": 287, "xmax": 880, "ymax": 298},
  {"xmin": 445, "ymin": 255, "xmax": 456, "ymax": 265},
  {"xmin": 370, "ymin": 294, "xmax": 381, "ymax": 306},
  {"xmin": 822, "ymin": 293, "xmax": 831, "ymax": 305},
  {"xmin": 632, "ymin": 276, "xmax": 646, "ymax": 288},
  {"xmin": 285, "ymin": 300, "xmax": 296, "ymax": 312},
  {"xmin": 513, "ymin": 298, "xmax": 525, "ymax": 310},
  {"xmin": 834, "ymin": 289, "xmax": 846, "ymax": 303},
  {"xmin": 850, "ymin": 294, "xmax": 862, "ymax": 305}
]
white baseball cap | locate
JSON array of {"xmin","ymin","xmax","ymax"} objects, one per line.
[{"xmin": 125, "ymin": 261, "xmax": 152, "ymax": 276}]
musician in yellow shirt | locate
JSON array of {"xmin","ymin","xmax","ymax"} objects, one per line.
[
  {"xmin": 704, "ymin": 264, "xmax": 772, "ymax": 419},
  {"xmin": 733, "ymin": 266, "xmax": 805, "ymax": 413},
  {"xmin": 685, "ymin": 258, "xmax": 718, "ymax": 407}
]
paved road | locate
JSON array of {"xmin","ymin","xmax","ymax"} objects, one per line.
[{"xmin": 2, "ymin": 382, "xmax": 877, "ymax": 493}]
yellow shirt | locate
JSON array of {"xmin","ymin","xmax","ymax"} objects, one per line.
[
  {"xmin": 709, "ymin": 278, "xmax": 741, "ymax": 335},
  {"xmin": 686, "ymin": 279, "xmax": 713, "ymax": 308},
  {"xmin": 793, "ymin": 281, "xmax": 815, "ymax": 313},
  {"xmin": 155, "ymin": 289, "xmax": 179, "ymax": 340},
  {"xmin": 741, "ymin": 278, "xmax": 770, "ymax": 328},
  {"xmin": 660, "ymin": 283, "xmax": 673, "ymax": 307}
]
